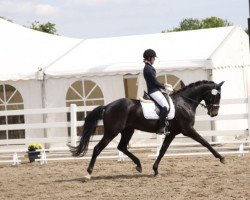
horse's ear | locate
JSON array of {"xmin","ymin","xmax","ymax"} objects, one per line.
[
  {"xmin": 181, "ymin": 81, "xmax": 185, "ymax": 88},
  {"xmin": 217, "ymin": 81, "xmax": 225, "ymax": 89}
]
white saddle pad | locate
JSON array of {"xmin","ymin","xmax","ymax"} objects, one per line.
[{"xmin": 140, "ymin": 97, "xmax": 175, "ymax": 120}]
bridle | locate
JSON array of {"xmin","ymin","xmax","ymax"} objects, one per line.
[
  {"xmin": 204, "ymin": 88, "xmax": 221, "ymax": 112},
  {"xmin": 180, "ymin": 88, "xmax": 221, "ymax": 111}
]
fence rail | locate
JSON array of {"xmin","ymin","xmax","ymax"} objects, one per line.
[{"xmin": 0, "ymin": 97, "xmax": 249, "ymax": 165}]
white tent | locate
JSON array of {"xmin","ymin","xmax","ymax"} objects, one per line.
[
  {"xmin": 45, "ymin": 26, "xmax": 249, "ymax": 78},
  {"xmin": 0, "ymin": 19, "xmax": 80, "ymax": 140},
  {"xmin": 42, "ymin": 26, "xmax": 250, "ymax": 143},
  {"xmin": 0, "ymin": 18, "xmax": 249, "ymax": 143},
  {"xmin": 41, "ymin": 25, "xmax": 250, "ymax": 105},
  {"xmin": 0, "ymin": 18, "xmax": 81, "ymax": 81}
]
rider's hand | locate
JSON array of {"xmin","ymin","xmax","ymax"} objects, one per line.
[{"xmin": 164, "ymin": 84, "xmax": 174, "ymax": 94}]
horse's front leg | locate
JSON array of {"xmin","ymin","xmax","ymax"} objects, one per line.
[
  {"xmin": 184, "ymin": 127, "xmax": 225, "ymax": 163},
  {"xmin": 153, "ymin": 133, "xmax": 175, "ymax": 176}
]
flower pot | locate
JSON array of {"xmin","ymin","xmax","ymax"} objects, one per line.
[{"xmin": 28, "ymin": 151, "xmax": 40, "ymax": 162}]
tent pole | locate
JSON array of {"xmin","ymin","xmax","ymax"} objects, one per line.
[
  {"xmin": 248, "ymin": 0, "xmax": 250, "ymax": 48},
  {"xmin": 243, "ymin": 66, "xmax": 250, "ymax": 139},
  {"xmin": 207, "ymin": 69, "xmax": 217, "ymax": 142},
  {"xmin": 247, "ymin": 0, "xmax": 250, "ymax": 139},
  {"xmin": 248, "ymin": 17, "xmax": 250, "ymax": 47},
  {"xmin": 41, "ymin": 73, "xmax": 49, "ymax": 149}
]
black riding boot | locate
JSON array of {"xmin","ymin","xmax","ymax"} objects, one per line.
[{"xmin": 157, "ymin": 107, "xmax": 168, "ymax": 134}]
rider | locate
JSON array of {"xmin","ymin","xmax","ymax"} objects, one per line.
[{"xmin": 143, "ymin": 49, "xmax": 170, "ymax": 134}]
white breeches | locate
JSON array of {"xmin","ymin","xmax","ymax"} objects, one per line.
[{"xmin": 149, "ymin": 91, "xmax": 175, "ymax": 120}]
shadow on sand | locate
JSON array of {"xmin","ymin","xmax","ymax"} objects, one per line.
[{"xmin": 55, "ymin": 173, "xmax": 155, "ymax": 183}]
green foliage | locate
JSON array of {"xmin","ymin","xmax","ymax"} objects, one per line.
[
  {"xmin": 202, "ymin": 17, "xmax": 232, "ymax": 28},
  {"xmin": 169, "ymin": 18, "xmax": 202, "ymax": 32},
  {"xmin": 28, "ymin": 144, "xmax": 43, "ymax": 151},
  {"xmin": 163, "ymin": 17, "xmax": 233, "ymax": 33},
  {"xmin": 29, "ymin": 21, "xmax": 58, "ymax": 35},
  {"xmin": 0, "ymin": 16, "xmax": 13, "ymax": 22},
  {"xmin": 1, "ymin": 17, "xmax": 58, "ymax": 35}
]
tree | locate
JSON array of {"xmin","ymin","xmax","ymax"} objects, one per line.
[
  {"xmin": 202, "ymin": 17, "xmax": 232, "ymax": 28},
  {"xmin": 0, "ymin": 16, "xmax": 13, "ymax": 22},
  {"xmin": 168, "ymin": 18, "xmax": 202, "ymax": 32},
  {"xmin": 163, "ymin": 17, "xmax": 232, "ymax": 33},
  {"xmin": 28, "ymin": 21, "xmax": 58, "ymax": 35}
]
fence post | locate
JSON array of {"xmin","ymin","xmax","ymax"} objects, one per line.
[
  {"xmin": 238, "ymin": 143, "xmax": 245, "ymax": 157},
  {"xmin": 245, "ymin": 65, "xmax": 250, "ymax": 141},
  {"xmin": 118, "ymin": 151, "xmax": 125, "ymax": 162},
  {"xmin": 70, "ymin": 104, "xmax": 77, "ymax": 147},
  {"xmin": 12, "ymin": 152, "xmax": 19, "ymax": 165},
  {"xmin": 248, "ymin": 95, "xmax": 250, "ymax": 139},
  {"xmin": 156, "ymin": 134, "xmax": 163, "ymax": 156}
]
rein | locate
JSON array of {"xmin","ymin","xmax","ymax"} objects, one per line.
[{"xmin": 180, "ymin": 94, "xmax": 208, "ymax": 108}]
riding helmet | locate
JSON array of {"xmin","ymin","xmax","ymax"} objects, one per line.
[{"xmin": 143, "ymin": 49, "xmax": 157, "ymax": 60}]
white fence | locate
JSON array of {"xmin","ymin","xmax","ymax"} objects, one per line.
[{"xmin": 0, "ymin": 98, "xmax": 249, "ymax": 165}]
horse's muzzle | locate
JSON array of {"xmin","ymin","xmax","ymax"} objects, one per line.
[{"xmin": 208, "ymin": 104, "xmax": 220, "ymax": 117}]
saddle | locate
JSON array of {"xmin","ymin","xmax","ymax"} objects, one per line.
[{"xmin": 139, "ymin": 91, "xmax": 171, "ymax": 118}]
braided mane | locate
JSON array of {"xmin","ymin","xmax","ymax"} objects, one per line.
[{"xmin": 173, "ymin": 80, "xmax": 215, "ymax": 95}]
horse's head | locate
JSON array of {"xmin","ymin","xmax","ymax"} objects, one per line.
[{"xmin": 203, "ymin": 81, "xmax": 224, "ymax": 117}]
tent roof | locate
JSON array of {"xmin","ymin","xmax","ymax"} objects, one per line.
[
  {"xmin": 0, "ymin": 18, "xmax": 81, "ymax": 81},
  {"xmin": 45, "ymin": 26, "xmax": 249, "ymax": 78},
  {"xmin": 0, "ymin": 18, "xmax": 249, "ymax": 81}
]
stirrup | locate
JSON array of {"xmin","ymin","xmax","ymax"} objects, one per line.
[
  {"xmin": 156, "ymin": 127, "xmax": 166, "ymax": 135},
  {"xmin": 164, "ymin": 121, "xmax": 170, "ymax": 135},
  {"xmin": 165, "ymin": 121, "xmax": 169, "ymax": 126}
]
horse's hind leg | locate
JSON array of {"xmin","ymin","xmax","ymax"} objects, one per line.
[
  {"xmin": 86, "ymin": 133, "xmax": 117, "ymax": 179},
  {"xmin": 118, "ymin": 128, "xmax": 142, "ymax": 173}
]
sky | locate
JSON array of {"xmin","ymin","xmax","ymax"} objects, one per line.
[{"xmin": 0, "ymin": 0, "xmax": 249, "ymax": 39}]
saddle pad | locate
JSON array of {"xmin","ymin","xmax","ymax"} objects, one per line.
[
  {"xmin": 141, "ymin": 102, "xmax": 159, "ymax": 119},
  {"xmin": 140, "ymin": 97, "xmax": 175, "ymax": 120}
]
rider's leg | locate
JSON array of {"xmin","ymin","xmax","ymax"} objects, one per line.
[
  {"xmin": 158, "ymin": 106, "xmax": 167, "ymax": 133},
  {"xmin": 149, "ymin": 91, "xmax": 169, "ymax": 134}
]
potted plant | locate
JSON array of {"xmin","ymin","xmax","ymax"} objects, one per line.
[{"xmin": 27, "ymin": 144, "xmax": 43, "ymax": 162}]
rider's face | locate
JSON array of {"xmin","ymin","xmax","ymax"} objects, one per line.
[{"xmin": 150, "ymin": 57, "xmax": 156, "ymax": 65}]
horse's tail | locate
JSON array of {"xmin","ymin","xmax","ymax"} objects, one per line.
[{"xmin": 68, "ymin": 105, "xmax": 105, "ymax": 157}]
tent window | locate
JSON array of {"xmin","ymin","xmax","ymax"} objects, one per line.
[
  {"xmin": 157, "ymin": 74, "xmax": 184, "ymax": 91},
  {"xmin": 66, "ymin": 80, "xmax": 104, "ymax": 136},
  {"xmin": 123, "ymin": 75, "xmax": 138, "ymax": 99},
  {"xmin": 0, "ymin": 84, "xmax": 25, "ymax": 140}
]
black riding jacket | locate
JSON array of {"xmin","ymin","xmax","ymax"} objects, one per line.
[{"xmin": 143, "ymin": 63, "xmax": 165, "ymax": 94}]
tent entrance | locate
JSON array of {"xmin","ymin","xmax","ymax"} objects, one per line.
[{"xmin": 123, "ymin": 75, "xmax": 138, "ymax": 99}]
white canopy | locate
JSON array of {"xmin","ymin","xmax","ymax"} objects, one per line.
[
  {"xmin": 0, "ymin": 18, "xmax": 81, "ymax": 81},
  {"xmin": 45, "ymin": 26, "xmax": 250, "ymax": 78},
  {"xmin": 0, "ymin": 18, "xmax": 249, "ymax": 81}
]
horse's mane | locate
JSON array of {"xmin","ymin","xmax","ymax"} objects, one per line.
[{"xmin": 173, "ymin": 80, "xmax": 215, "ymax": 95}]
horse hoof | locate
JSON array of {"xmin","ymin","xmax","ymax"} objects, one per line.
[
  {"xmin": 154, "ymin": 171, "xmax": 158, "ymax": 177},
  {"xmin": 220, "ymin": 157, "xmax": 226, "ymax": 164},
  {"xmin": 136, "ymin": 166, "xmax": 142, "ymax": 173},
  {"xmin": 83, "ymin": 174, "xmax": 91, "ymax": 181}
]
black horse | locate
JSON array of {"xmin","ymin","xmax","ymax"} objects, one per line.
[{"xmin": 69, "ymin": 80, "xmax": 225, "ymax": 179}]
